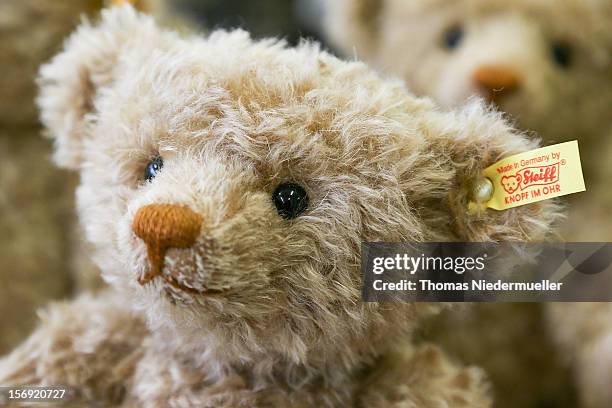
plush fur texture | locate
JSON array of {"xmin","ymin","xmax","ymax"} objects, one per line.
[
  {"xmin": 324, "ymin": 0, "xmax": 612, "ymax": 232},
  {"xmin": 0, "ymin": 5, "xmax": 562, "ymax": 407},
  {"xmin": 0, "ymin": 290, "xmax": 493, "ymax": 408},
  {"xmin": 323, "ymin": 1, "xmax": 612, "ymax": 406}
]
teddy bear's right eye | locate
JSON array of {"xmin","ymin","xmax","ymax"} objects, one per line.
[
  {"xmin": 144, "ymin": 156, "xmax": 163, "ymax": 182},
  {"xmin": 443, "ymin": 25, "xmax": 464, "ymax": 50},
  {"xmin": 273, "ymin": 183, "xmax": 309, "ymax": 220}
]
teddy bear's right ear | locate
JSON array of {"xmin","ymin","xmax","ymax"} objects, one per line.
[
  {"xmin": 322, "ymin": 0, "xmax": 385, "ymax": 60},
  {"xmin": 413, "ymin": 102, "xmax": 563, "ymax": 242},
  {"xmin": 38, "ymin": 5, "xmax": 161, "ymax": 169}
]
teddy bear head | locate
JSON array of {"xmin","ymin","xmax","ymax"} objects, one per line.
[
  {"xmin": 38, "ymin": 6, "xmax": 559, "ymax": 376},
  {"xmin": 324, "ymin": 0, "xmax": 612, "ymax": 150}
]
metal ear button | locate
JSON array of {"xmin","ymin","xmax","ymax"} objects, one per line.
[{"xmin": 468, "ymin": 177, "xmax": 494, "ymax": 214}]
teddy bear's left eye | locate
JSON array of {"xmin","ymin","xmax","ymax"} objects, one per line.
[
  {"xmin": 273, "ymin": 183, "xmax": 309, "ymax": 220},
  {"xmin": 443, "ymin": 25, "xmax": 464, "ymax": 50},
  {"xmin": 144, "ymin": 156, "xmax": 163, "ymax": 182},
  {"xmin": 551, "ymin": 41, "xmax": 572, "ymax": 69}
]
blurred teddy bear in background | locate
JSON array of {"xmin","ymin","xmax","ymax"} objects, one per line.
[{"xmin": 323, "ymin": 1, "xmax": 612, "ymax": 407}]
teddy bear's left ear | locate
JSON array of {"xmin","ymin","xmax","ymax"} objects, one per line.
[
  {"xmin": 414, "ymin": 102, "xmax": 563, "ymax": 242},
  {"xmin": 37, "ymin": 5, "xmax": 164, "ymax": 169}
]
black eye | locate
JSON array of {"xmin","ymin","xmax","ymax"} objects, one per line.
[
  {"xmin": 443, "ymin": 25, "xmax": 464, "ymax": 50},
  {"xmin": 144, "ymin": 156, "xmax": 163, "ymax": 182},
  {"xmin": 551, "ymin": 42, "xmax": 572, "ymax": 68},
  {"xmin": 273, "ymin": 183, "xmax": 309, "ymax": 220}
]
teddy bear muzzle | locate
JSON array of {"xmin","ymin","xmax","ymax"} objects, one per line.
[
  {"xmin": 473, "ymin": 65, "xmax": 521, "ymax": 104},
  {"xmin": 132, "ymin": 204, "xmax": 203, "ymax": 286}
]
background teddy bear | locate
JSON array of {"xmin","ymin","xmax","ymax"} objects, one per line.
[
  {"xmin": 0, "ymin": 6, "xmax": 561, "ymax": 407},
  {"xmin": 322, "ymin": 0, "xmax": 612, "ymax": 407}
]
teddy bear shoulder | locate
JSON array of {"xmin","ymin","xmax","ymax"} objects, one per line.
[
  {"xmin": 0, "ymin": 290, "xmax": 148, "ymax": 407},
  {"xmin": 356, "ymin": 344, "xmax": 492, "ymax": 407}
]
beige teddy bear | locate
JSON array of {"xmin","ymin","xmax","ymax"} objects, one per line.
[
  {"xmin": 0, "ymin": 6, "xmax": 560, "ymax": 407},
  {"xmin": 323, "ymin": 1, "xmax": 612, "ymax": 407}
]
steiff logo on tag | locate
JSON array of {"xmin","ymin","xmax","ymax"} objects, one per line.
[
  {"xmin": 483, "ymin": 141, "xmax": 585, "ymax": 210},
  {"xmin": 500, "ymin": 162, "xmax": 560, "ymax": 194}
]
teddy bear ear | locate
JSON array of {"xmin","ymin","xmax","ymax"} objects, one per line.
[
  {"xmin": 37, "ymin": 5, "xmax": 161, "ymax": 169},
  {"xmin": 414, "ymin": 102, "xmax": 562, "ymax": 242},
  {"xmin": 322, "ymin": 0, "xmax": 385, "ymax": 60}
]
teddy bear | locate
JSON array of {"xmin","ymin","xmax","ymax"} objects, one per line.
[
  {"xmin": 0, "ymin": 5, "xmax": 561, "ymax": 407},
  {"xmin": 322, "ymin": 1, "xmax": 612, "ymax": 407}
]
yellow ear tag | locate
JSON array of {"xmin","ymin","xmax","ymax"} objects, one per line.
[{"xmin": 478, "ymin": 140, "xmax": 586, "ymax": 210}]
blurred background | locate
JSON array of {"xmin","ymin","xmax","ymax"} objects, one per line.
[{"xmin": 172, "ymin": 0, "xmax": 326, "ymax": 45}]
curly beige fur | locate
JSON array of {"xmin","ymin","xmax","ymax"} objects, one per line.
[{"xmin": 0, "ymin": 5, "xmax": 562, "ymax": 407}]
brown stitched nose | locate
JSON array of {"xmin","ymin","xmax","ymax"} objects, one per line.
[
  {"xmin": 473, "ymin": 65, "xmax": 521, "ymax": 102},
  {"xmin": 132, "ymin": 204, "xmax": 203, "ymax": 284}
]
